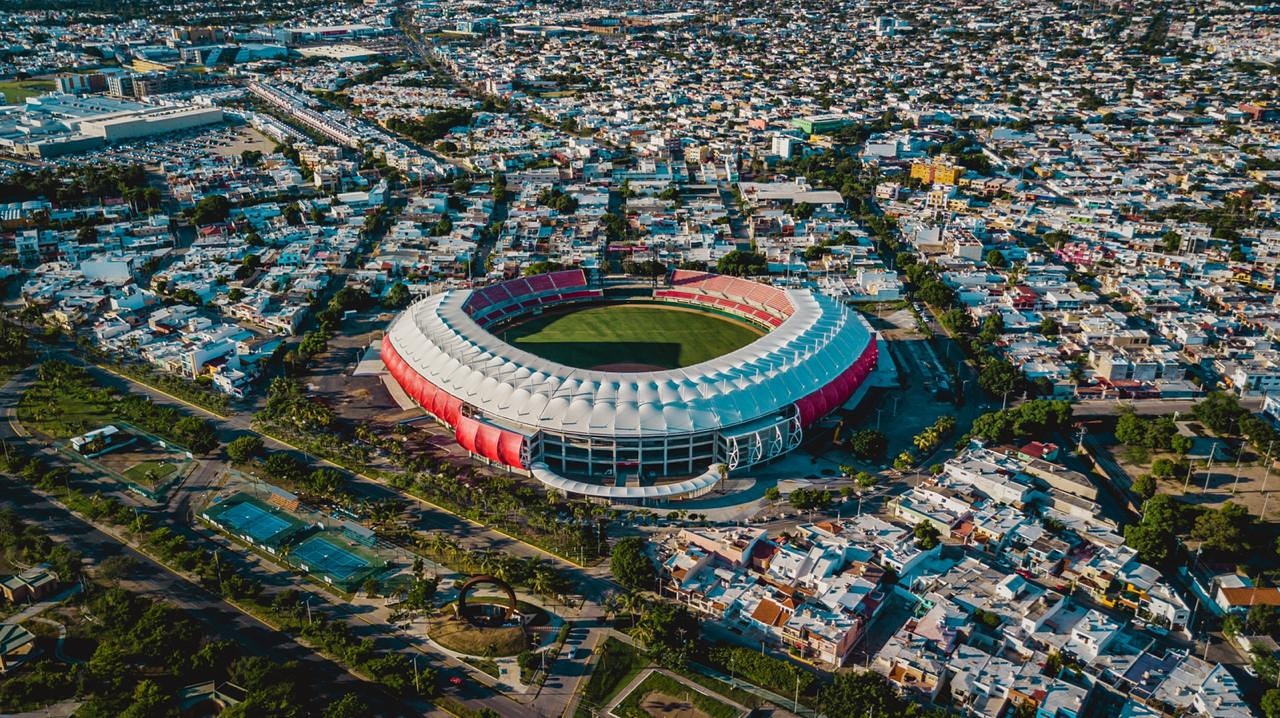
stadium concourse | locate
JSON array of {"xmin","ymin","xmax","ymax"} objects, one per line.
[{"xmin": 381, "ymin": 269, "xmax": 878, "ymax": 503}]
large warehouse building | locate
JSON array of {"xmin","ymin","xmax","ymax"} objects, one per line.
[
  {"xmin": 382, "ymin": 269, "xmax": 877, "ymax": 502},
  {"xmin": 0, "ymin": 94, "xmax": 223, "ymax": 157}
]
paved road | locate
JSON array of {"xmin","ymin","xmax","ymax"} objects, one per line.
[
  {"xmin": 0, "ymin": 475, "xmax": 406, "ymax": 715},
  {"xmin": 3, "ymin": 359, "xmax": 622, "ymax": 716},
  {"xmin": 30, "ymin": 351, "xmax": 620, "ymax": 606}
]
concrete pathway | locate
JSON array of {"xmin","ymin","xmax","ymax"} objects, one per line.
[
  {"xmin": 0, "ymin": 699, "xmax": 83, "ymax": 717},
  {"xmin": 0, "ymin": 584, "xmax": 81, "ymax": 626},
  {"xmin": 26, "ymin": 616, "xmax": 79, "ymax": 664}
]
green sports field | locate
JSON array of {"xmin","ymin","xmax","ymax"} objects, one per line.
[{"xmin": 501, "ymin": 304, "xmax": 762, "ymax": 370}]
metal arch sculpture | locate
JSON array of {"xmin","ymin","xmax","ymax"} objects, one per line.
[{"xmin": 456, "ymin": 575, "xmax": 518, "ymax": 626}]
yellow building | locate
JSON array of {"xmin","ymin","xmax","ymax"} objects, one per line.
[
  {"xmin": 910, "ymin": 157, "xmax": 961, "ymax": 186},
  {"xmin": 131, "ymin": 59, "xmax": 174, "ymax": 73}
]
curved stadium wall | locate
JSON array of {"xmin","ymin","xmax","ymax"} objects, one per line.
[{"xmin": 381, "ymin": 269, "xmax": 877, "ymax": 499}]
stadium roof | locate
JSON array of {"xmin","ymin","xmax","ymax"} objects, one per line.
[{"xmin": 385, "ymin": 287, "xmax": 872, "ymax": 437}]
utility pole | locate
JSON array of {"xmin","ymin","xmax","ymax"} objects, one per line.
[
  {"xmin": 1202, "ymin": 441, "xmax": 1218, "ymax": 492},
  {"xmin": 1261, "ymin": 444, "xmax": 1277, "ymax": 519},
  {"xmin": 1231, "ymin": 445, "xmax": 1248, "ymax": 494}
]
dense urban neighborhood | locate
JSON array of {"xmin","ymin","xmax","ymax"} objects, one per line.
[{"xmin": 0, "ymin": 0, "xmax": 1278, "ymax": 717}]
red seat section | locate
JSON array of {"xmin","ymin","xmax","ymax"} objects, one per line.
[
  {"xmin": 549, "ymin": 269, "xmax": 587, "ymax": 289},
  {"xmin": 526, "ymin": 274, "xmax": 555, "ymax": 293},
  {"xmin": 656, "ymin": 271, "xmax": 793, "ymax": 325}
]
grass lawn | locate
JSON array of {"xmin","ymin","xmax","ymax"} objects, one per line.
[
  {"xmin": 121, "ymin": 460, "xmax": 178, "ymax": 487},
  {"xmin": 16, "ymin": 384, "xmax": 114, "ymax": 439},
  {"xmin": 0, "ymin": 79, "xmax": 53, "ymax": 103},
  {"xmin": 578, "ymin": 637, "xmax": 646, "ymax": 712},
  {"xmin": 502, "ymin": 304, "xmax": 762, "ymax": 370},
  {"xmin": 615, "ymin": 671, "xmax": 741, "ymax": 718}
]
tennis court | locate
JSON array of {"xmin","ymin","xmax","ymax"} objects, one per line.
[
  {"xmin": 205, "ymin": 495, "xmax": 305, "ymax": 546},
  {"xmin": 291, "ymin": 534, "xmax": 376, "ymax": 582}
]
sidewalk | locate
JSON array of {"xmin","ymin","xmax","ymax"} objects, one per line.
[{"xmin": 1, "ymin": 584, "xmax": 82, "ymax": 626}]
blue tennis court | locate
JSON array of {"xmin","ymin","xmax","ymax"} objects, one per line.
[
  {"xmin": 209, "ymin": 499, "xmax": 294, "ymax": 544},
  {"xmin": 291, "ymin": 535, "xmax": 372, "ymax": 581}
]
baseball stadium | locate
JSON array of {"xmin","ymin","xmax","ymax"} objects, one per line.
[{"xmin": 381, "ymin": 269, "xmax": 878, "ymax": 502}]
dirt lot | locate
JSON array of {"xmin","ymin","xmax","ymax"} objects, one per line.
[
  {"xmin": 209, "ymin": 125, "xmax": 277, "ymax": 159},
  {"xmin": 638, "ymin": 693, "xmax": 711, "ymax": 718},
  {"xmin": 1115, "ymin": 440, "xmax": 1280, "ymax": 519},
  {"xmin": 95, "ymin": 442, "xmax": 188, "ymax": 489}
]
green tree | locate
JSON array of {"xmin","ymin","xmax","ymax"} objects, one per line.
[
  {"xmin": 985, "ymin": 249, "xmax": 1007, "ymax": 267},
  {"xmin": 789, "ymin": 487, "xmax": 831, "ymax": 513},
  {"xmin": 383, "ymin": 282, "xmax": 411, "ymax": 309},
  {"xmin": 610, "ymin": 537, "xmax": 656, "ymax": 591},
  {"xmin": 978, "ymin": 313, "xmax": 1005, "ymax": 344},
  {"xmin": 120, "ymin": 679, "xmax": 171, "ymax": 718},
  {"xmin": 190, "ymin": 194, "xmax": 232, "ymax": 226},
  {"xmin": 715, "ymin": 250, "xmax": 768, "ymax": 277},
  {"xmin": 914, "ymin": 521, "xmax": 941, "ymax": 550},
  {"xmin": 173, "ymin": 416, "xmax": 217, "ymax": 453},
  {"xmin": 1191, "ymin": 392, "xmax": 1245, "ymax": 435},
  {"xmin": 1191, "ymin": 502, "xmax": 1251, "ymax": 554},
  {"xmin": 849, "ymin": 429, "xmax": 888, "ymax": 461},
  {"xmin": 226, "ymin": 435, "xmax": 263, "ymax": 463},
  {"xmin": 1247, "ymin": 605, "xmax": 1280, "ymax": 637},
  {"xmin": 978, "ymin": 358, "xmax": 1023, "ymax": 397},
  {"xmin": 1131, "ymin": 474, "xmax": 1157, "ymax": 501},
  {"xmin": 1263, "ymin": 688, "xmax": 1280, "ymax": 718},
  {"xmin": 819, "ymin": 671, "xmax": 907, "ymax": 718},
  {"xmin": 323, "ymin": 695, "xmax": 369, "ymax": 718},
  {"xmin": 917, "ymin": 279, "xmax": 955, "ymax": 307},
  {"xmin": 523, "ymin": 261, "xmax": 564, "ymax": 276},
  {"xmin": 1123, "ymin": 495, "xmax": 1183, "ymax": 565}
]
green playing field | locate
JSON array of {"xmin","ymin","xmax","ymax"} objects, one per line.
[{"xmin": 500, "ymin": 303, "xmax": 762, "ymax": 370}]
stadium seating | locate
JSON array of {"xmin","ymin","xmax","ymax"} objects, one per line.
[
  {"xmin": 654, "ymin": 272, "xmax": 793, "ymax": 328},
  {"xmin": 463, "ymin": 269, "xmax": 602, "ymax": 328}
]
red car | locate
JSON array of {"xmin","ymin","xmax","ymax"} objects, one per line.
[{"xmin": 449, "ymin": 676, "xmax": 464, "ymax": 687}]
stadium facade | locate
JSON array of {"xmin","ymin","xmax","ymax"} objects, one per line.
[{"xmin": 382, "ymin": 269, "xmax": 877, "ymax": 501}]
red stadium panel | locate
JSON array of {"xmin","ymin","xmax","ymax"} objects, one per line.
[
  {"xmin": 498, "ymin": 431, "xmax": 526, "ymax": 468},
  {"xmin": 455, "ymin": 415, "xmax": 481, "ymax": 453},
  {"xmin": 476, "ymin": 421, "xmax": 503, "ymax": 460},
  {"xmin": 795, "ymin": 340, "xmax": 878, "ymax": 427}
]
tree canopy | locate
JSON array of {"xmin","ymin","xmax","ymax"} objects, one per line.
[
  {"xmin": 610, "ymin": 537, "xmax": 657, "ymax": 591},
  {"xmin": 715, "ymin": 250, "xmax": 768, "ymax": 277}
]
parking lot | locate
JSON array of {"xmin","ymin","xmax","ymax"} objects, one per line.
[{"xmin": 7, "ymin": 121, "xmax": 276, "ymax": 172}]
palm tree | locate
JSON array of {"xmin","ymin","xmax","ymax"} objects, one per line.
[
  {"xmin": 478, "ymin": 551, "xmax": 502, "ymax": 577},
  {"xmin": 529, "ymin": 566, "xmax": 556, "ymax": 599},
  {"xmin": 618, "ymin": 591, "xmax": 649, "ymax": 629}
]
